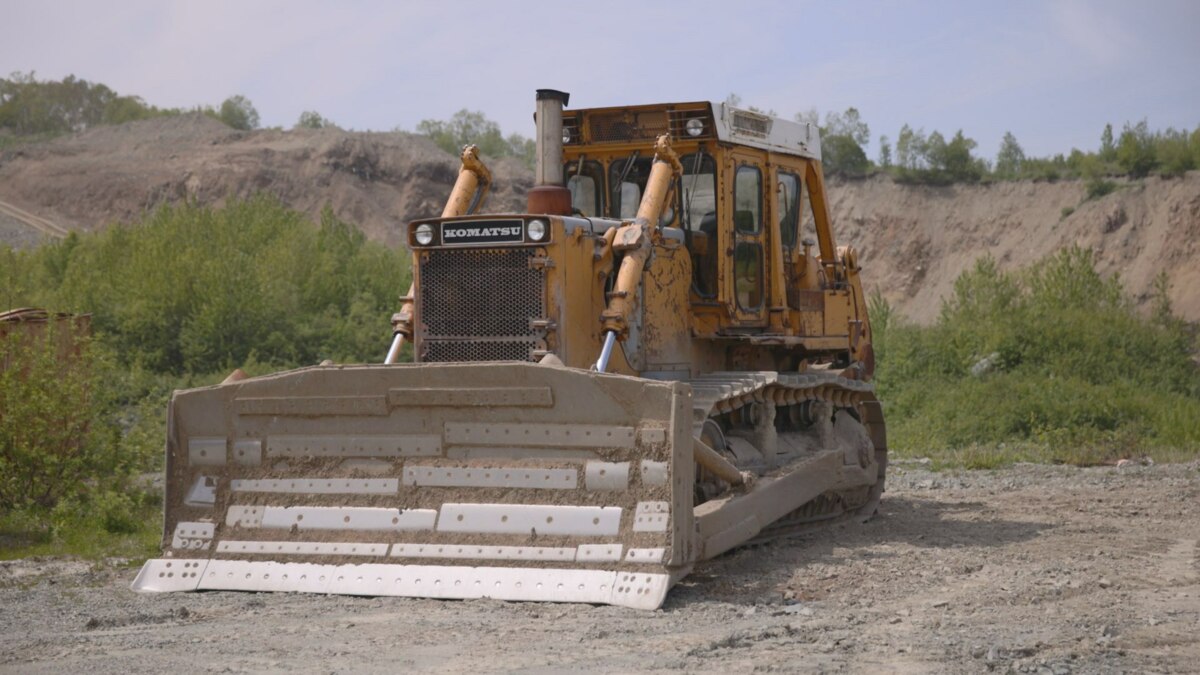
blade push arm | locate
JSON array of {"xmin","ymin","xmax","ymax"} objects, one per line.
[{"xmin": 593, "ymin": 134, "xmax": 682, "ymax": 371}]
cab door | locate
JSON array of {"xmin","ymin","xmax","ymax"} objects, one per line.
[{"xmin": 726, "ymin": 150, "xmax": 768, "ymax": 326}]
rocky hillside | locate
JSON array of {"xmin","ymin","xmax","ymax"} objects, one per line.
[
  {"xmin": 0, "ymin": 114, "xmax": 531, "ymax": 247},
  {"xmin": 829, "ymin": 173, "xmax": 1200, "ymax": 323},
  {"xmin": 2, "ymin": 115, "xmax": 1197, "ymax": 322}
]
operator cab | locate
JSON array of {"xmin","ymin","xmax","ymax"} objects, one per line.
[{"xmin": 560, "ymin": 100, "xmax": 837, "ymax": 336}]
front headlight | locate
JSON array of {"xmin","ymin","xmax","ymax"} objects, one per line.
[
  {"xmin": 686, "ymin": 118, "xmax": 704, "ymax": 137},
  {"xmin": 527, "ymin": 219, "xmax": 547, "ymax": 242},
  {"xmin": 414, "ymin": 224, "xmax": 434, "ymax": 245}
]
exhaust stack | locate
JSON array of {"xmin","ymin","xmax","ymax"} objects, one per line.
[{"xmin": 526, "ymin": 89, "xmax": 572, "ymax": 215}]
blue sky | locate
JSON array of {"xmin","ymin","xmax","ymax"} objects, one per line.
[{"xmin": 4, "ymin": 0, "xmax": 1198, "ymax": 160}]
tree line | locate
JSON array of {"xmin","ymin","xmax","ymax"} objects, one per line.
[
  {"xmin": 727, "ymin": 94, "xmax": 1200, "ymax": 188},
  {"xmin": 0, "ymin": 72, "xmax": 263, "ymax": 137},
  {"xmin": 4, "ymin": 73, "xmax": 1196, "ymax": 186}
]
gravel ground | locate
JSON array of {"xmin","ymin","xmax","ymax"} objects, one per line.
[{"xmin": 2, "ymin": 460, "xmax": 1198, "ymax": 674}]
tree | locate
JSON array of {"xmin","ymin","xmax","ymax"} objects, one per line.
[
  {"xmin": 415, "ymin": 109, "xmax": 536, "ymax": 167},
  {"xmin": 1154, "ymin": 127, "xmax": 1194, "ymax": 177},
  {"xmin": 823, "ymin": 107, "xmax": 869, "ymax": 147},
  {"xmin": 218, "ymin": 95, "xmax": 259, "ymax": 131},
  {"xmin": 1116, "ymin": 120, "xmax": 1156, "ymax": 178},
  {"xmin": 995, "ymin": 131, "xmax": 1026, "ymax": 179},
  {"xmin": 0, "ymin": 72, "xmax": 166, "ymax": 136},
  {"xmin": 822, "ymin": 134, "xmax": 870, "ymax": 177},
  {"xmin": 895, "ymin": 124, "xmax": 925, "ymax": 171},
  {"xmin": 1099, "ymin": 123, "xmax": 1116, "ymax": 162},
  {"xmin": 878, "ymin": 134, "xmax": 892, "ymax": 169},
  {"xmin": 793, "ymin": 108, "xmax": 820, "ymax": 128},
  {"xmin": 295, "ymin": 110, "xmax": 332, "ymax": 130},
  {"xmin": 940, "ymin": 130, "xmax": 985, "ymax": 182}
]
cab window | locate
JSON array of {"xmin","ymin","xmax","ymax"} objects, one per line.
[
  {"xmin": 680, "ymin": 152, "xmax": 718, "ymax": 297},
  {"xmin": 564, "ymin": 160, "xmax": 604, "ymax": 216},
  {"xmin": 681, "ymin": 152, "xmax": 717, "ymax": 232},
  {"xmin": 608, "ymin": 155, "xmax": 653, "ymax": 219},
  {"xmin": 733, "ymin": 166, "xmax": 762, "ymax": 233},
  {"xmin": 734, "ymin": 243, "xmax": 764, "ymax": 310},
  {"xmin": 778, "ymin": 171, "xmax": 801, "ymax": 250},
  {"xmin": 799, "ymin": 176, "xmax": 817, "ymax": 245}
]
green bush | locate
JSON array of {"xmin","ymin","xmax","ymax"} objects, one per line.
[
  {"xmin": 218, "ymin": 95, "xmax": 259, "ymax": 131},
  {"xmin": 0, "ymin": 324, "xmax": 156, "ymax": 512},
  {"xmin": 415, "ymin": 109, "xmax": 535, "ymax": 167},
  {"xmin": 822, "ymin": 134, "xmax": 870, "ymax": 177},
  {"xmin": 1, "ymin": 197, "xmax": 416, "ymax": 555},
  {"xmin": 1116, "ymin": 120, "xmax": 1157, "ymax": 178},
  {"xmin": 873, "ymin": 248, "xmax": 1200, "ymax": 464},
  {"xmin": 2, "ymin": 197, "xmax": 411, "ymax": 374},
  {"xmin": 1085, "ymin": 177, "xmax": 1116, "ymax": 200}
]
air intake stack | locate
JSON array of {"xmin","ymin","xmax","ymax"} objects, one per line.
[{"xmin": 526, "ymin": 89, "xmax": 572, "ymax": 215}]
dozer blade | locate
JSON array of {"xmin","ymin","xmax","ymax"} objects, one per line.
[{"xmin": 133, "ymin": 362, "xmax": 694, "ymax": 610}]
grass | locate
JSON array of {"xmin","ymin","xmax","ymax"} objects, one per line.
[
  {"xmin": 0, "ymin": 502, "xmax": 161, "ymax": 562},
  {"xmin": 872, "ymin": 248, "xmax": 1200, "ymax": 469},
  {"xmin": 891, "ymin": 442, "xmax": 1199, "ymax": 472}
]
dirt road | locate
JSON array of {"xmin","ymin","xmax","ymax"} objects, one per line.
[{"xmin": 2, "ymin": 460, "xmax": 1197, "ymax": 674}]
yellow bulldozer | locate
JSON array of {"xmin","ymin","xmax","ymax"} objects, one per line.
[{"xmin": 133, "ymin": 90, "xmax": 886, "ymax": 609}]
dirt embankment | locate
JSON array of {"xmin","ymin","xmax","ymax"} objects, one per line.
[
  {"xmin": 2, "ymin": 462, "xmax": 1197, "ymax": 673},
  {"xmin": 1, "ymin": 115, "xmax": 1197, "ymax": 321},
  {"xmin": 829, "ymin": 173, "xmax": 1200, "ymax": 323}
]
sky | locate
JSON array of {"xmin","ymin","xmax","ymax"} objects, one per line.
[{"xmin": 4, "ymin": 0, "xmax": 1198, "ymax": 160}]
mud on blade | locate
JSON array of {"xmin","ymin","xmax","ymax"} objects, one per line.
[{"xmin": 133, "ymin": 362, "xmax": 694, "ymax": 610}]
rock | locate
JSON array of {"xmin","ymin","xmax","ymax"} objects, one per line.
[
  {"xmin": 1098, "ymin": 578, "xmax": 1112, "ymax": 589},
  {"xmin": 779, "ymin": 604, "xmax": 813, "ymax": 616},
  {"xmin": 971, "ymin": 352, "xmax": 1002, "ymax": 377}
]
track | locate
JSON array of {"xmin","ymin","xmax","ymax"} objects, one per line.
[
  {"xmin": 687, "ymin": 370, "xmax": 875, "ymax": 427},
  {"xmin": 687, "ymin": 370, "xmax": 887, "ymax": 538},
  {"xmin": 0, "ymin": 196, "xmax": 69, "ymax": 239}
]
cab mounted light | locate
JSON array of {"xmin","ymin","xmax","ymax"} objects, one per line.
[{"xmin": 685, "ymin": 118, "xmax": 704, "ymax": 137}]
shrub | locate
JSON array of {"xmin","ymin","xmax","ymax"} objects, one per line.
[
  {"xmin": 2, "ymin": 197, "xmax": 411, "ymax": 374},
  {"xmin": 1085, "ymin": 177, "xmax": 1116, "ymax": 200},
  {"xmin": 218, "ymin": 95, "xmax": 259, "ymax": 131},
  {"xmin": 0, "ymin": 324, "xmax": 127, "ymax": 510},
  {"xmin": 874, "ymin": 248, "xmax": 1200, "ymax": 463},
  {"xmin": 822, "ymin": 134, "xmax": 870, "ymax": 177},
  {"xmin": 415, "ymin": 109, "xmax": 535, "ymax": 167},
  {"xmin": 1116, "ymin": 120, "xmax": 1157, "ymax": 178}
]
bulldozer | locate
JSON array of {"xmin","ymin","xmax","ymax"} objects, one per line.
[{"xmin": 133, "ymin": 90, "xmax": 886, "ymax": 610}]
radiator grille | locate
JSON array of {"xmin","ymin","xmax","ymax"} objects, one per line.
[
  {"xmin": 591, "ymin": 111, "xmax": 669, "ymax": 142},
  {"xmin": 583, "ymin": 106, "xmax": 712, "ymax": 143},
  {"xmin": 424, "ymin": 339, "xmax": 538, "ymax": 363},
  {"xmin": 417, "ymin": 248, "xmax": 544, "ymax": 363}
]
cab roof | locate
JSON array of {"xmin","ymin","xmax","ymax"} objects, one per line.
[{"xmin": 562, "ymin": 100, "xmax": 822, "ymax": 161}]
